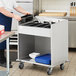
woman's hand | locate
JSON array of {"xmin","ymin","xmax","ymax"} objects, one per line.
[
  {"xmin": 25, "ymin": 12, "xmax": 30, "ymax": 15},
  {"xmin": 13, "ymin": 14, "xmax": 21, "ymax": 21}
]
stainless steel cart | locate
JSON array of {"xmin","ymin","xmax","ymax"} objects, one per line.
[
  {"xmin": 17, "ymin": 16, "xmax": 68, "ymax": 75},
  {"xmin": 0, "ymin": 32, "xmax": 14, "ymax": 76}
]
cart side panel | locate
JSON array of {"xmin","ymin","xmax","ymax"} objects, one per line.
[
  {"xmin": 19, "ymin": 34, "xmax": 35, "ymax": 59},
  {"xmin": 51, "ymin": 20, "xmax": 68, "ymax": 67}
]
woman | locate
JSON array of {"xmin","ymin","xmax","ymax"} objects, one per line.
[{"xmin": 0, "ymin": 0, "xmax": 30, "ymax": 66}]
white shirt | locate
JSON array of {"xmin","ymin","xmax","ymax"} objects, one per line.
[{"xmin": 0, "ymin": 0, "xmax": 18, "ymax": 12}]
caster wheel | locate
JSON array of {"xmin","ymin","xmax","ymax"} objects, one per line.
[
  {"xmin": 10, "ymin": 64, "xmax": 13, "ymax": 68},
  {"xmin": 10, "ymin": 61, "xmax": 11, "ymax": 64},
  {"xmin": 19, "ymin": 62, "xmax": 24, "ymax": 69},
  {"xmin": 60, "ymin": 64, "xmax": 64, "ymax": 70},
  {"xmin": 10, "ymin": 61, "xmax": 13, "ymax": 68},
  {"xmin": 47, "ymin": 68, "xmax": 53, "ymax": 75}
]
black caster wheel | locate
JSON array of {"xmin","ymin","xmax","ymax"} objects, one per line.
[
  {"xmin": 9, "ymin": 61, "xmax": 13, "ymax": 68},
  {"xmin": 47, "ymin": 68, "xmax": 53, "ymax": 75},
  {"xmin": 19, "ymin": 62, "xmax": 24, "ymax": 69},
  {"xmin": 10, "ymin": 64, "xmax": 13, "ymax": 68},
  {"xmin": 60, "ymin": 64, "xmax": 64, "ymax": 70},
  {"xmin": 10, "ymin": 61, "xmax": 11, "ymax": 64}
]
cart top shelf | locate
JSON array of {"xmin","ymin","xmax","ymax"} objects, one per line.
[{"xmin": 18, "ymin": 16, "xmax": 67, "ymax": 38}]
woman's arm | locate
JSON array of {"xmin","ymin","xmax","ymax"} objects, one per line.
[
  {"xmin": 0, "ymin": 7, "xmax": 21, "ymax": 21},
  {"xmin": 0, "ymin": 7, "xmax": 14, "ymax": 18},
  {"xmin": 14, "ymin": 6, "xmax": 30, "ymax": 15}
]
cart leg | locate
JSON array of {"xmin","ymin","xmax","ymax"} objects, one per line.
[
  {"xmin": 60, "ymin": 63, "xmax": 64, "ymax": 70},
  {"xmin": 33, "ymin": 64, "xmax": 36, "ymax": 66},
  {"xmin": 6, "ymin": 38, "xmax": 9, "ymax": 76},
  {"xmin": 47, "ymin": 67, "xmax": 53, "ymax": 75}
]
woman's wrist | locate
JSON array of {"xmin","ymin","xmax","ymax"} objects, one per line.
[{"xmin": 12, "ymin": 13, "xmax": 15, "ymax": 18}]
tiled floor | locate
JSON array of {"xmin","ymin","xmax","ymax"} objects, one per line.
[{"xmin": 0, "ymin": 50, "xmax": 76, "ymax": 76}]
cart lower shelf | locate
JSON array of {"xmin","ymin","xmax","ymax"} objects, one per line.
[
  {"xmin": 17, "ymin": 58, "xmax": 65, "ymax": 75},
  {"xmin": 17, "ymin": 58, "xmax": 51, "ymax": 67}
]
